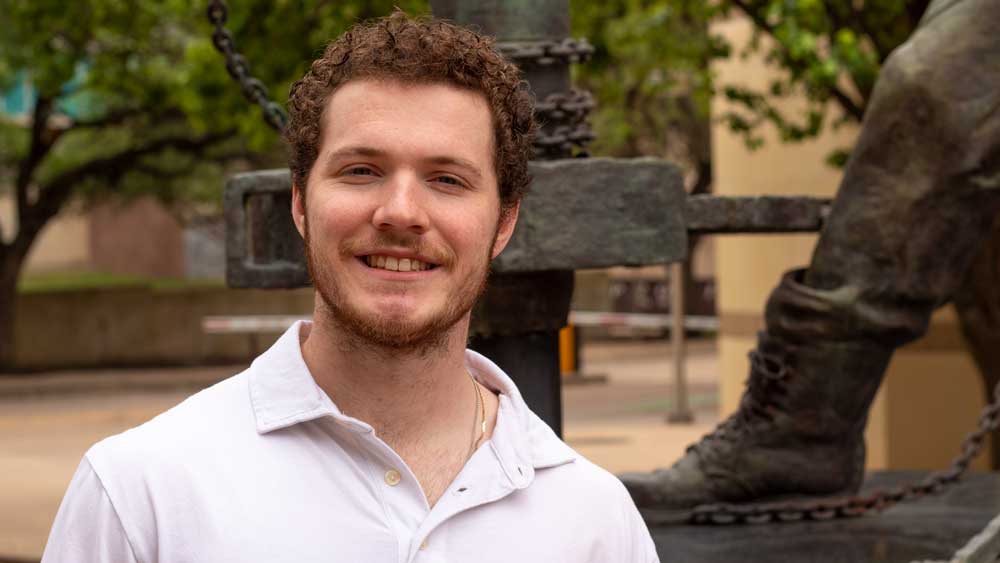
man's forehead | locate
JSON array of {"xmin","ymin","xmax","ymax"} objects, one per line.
[
  {"xmin": 330, "ymin": 79, "xmax": 488, "ymax": 116},
  {"xmin": 317, "ymin": 79, "xmax": 496, "ymax": 167}
]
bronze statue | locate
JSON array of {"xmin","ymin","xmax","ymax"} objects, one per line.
[{"xmin": 622, "ymin": 0, "xmax": 1000, "ymax": 513}]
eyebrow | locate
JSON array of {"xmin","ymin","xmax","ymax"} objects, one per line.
[{"xmin": 323, "ymin": 145, "xmax": 484, "ymax": 182}]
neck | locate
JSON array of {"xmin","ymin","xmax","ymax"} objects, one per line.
[{"xmin": 301, "ymin": 304, "xmax": 475, "ymax": 449}]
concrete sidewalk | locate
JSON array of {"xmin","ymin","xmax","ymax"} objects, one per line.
[{"xmin": 0, "ymin": 338, "xmax": 720, "ymax": 561}]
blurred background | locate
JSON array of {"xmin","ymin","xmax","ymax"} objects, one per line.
[{"xmin": 1, "ymin": 0, "xmax": 992, "ymax": 560}]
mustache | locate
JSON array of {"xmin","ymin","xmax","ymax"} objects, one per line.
[{"xmin": 339, "ymin": 232, "xmax": 453, "ymax": 266}]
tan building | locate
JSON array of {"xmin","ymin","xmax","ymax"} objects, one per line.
[
  {"xmin": 711, "ymin": 17, "xmax": 990, "ymax": 470},
  {"xmin": 2, "ymin": 196, "xmax": 199, "ymax": 280}
]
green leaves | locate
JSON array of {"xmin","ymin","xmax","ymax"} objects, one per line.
[
  {"xmin": 572, "ymin": 0, "xmax": 724, "ymax": 171},
  {"xmin": 0, "ymin": 0, "xmax": 431, "ymax": 210},
  {"xmin": 715, "ymin": 0, "xmax": 923, "ymax": 166}
]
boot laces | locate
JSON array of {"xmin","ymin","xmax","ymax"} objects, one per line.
[{"xmin": 689, "ymin": 347, "xmax": 794, "ymax": 451}]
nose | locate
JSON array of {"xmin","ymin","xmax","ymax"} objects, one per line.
[{"xmin": 371, "ymin": 172, "xmax": 430, "ymax": 234}]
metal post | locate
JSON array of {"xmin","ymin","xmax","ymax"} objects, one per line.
[
  {"xmin": 431, "ymin": 0, "xmax": 576, "ymax": 436},
  {"xmin": 667, "ymin": 262, "xmax": 694, "ymax": 423}
]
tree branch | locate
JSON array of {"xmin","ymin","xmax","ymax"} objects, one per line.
[
  {"xmin": 70, "ymin": 107, "xmax": 145, "ymax": 130},
  {"xmin": 70, "ymin": 106, "xmax": 186, "ymax": 130},
  {"xmin": 133, "ymin": 162, "xmax": 194, "ymax": 181},
  {"xmin": 727, "ymin": 0, "xmax": 866, "ymax": 122},
  {"xmin": 13, "ymin": 129, "xmax": 236, "ymax": 258},
  {"xmin": 848, "ymin": 8, "xmax": 890, "ymax": 63},
  {"xmin": 16, "ymin": 96, "xmax": 56, "ymax": 224}
]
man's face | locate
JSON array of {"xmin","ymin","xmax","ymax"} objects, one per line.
[{"xmin": 292, "ymin": 79, "xmax": 518, "ymax": 351}]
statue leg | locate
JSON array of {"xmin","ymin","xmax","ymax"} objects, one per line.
[
  {"xmin": 954, "ymin": 216, "xmax": 1000, "ymax": 469},
  {"xmin": 622, "ymin": 0, "xmax": 1000, "ymax": 511}
]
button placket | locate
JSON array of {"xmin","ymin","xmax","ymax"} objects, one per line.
[{"xmin": 351, "ymin": 431, "xmax": 425, "ymax": 563}]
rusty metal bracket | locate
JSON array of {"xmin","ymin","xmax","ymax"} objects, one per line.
[{"xmin": 224, "ymin": 169, "xmax": 306, "ymax": 289}]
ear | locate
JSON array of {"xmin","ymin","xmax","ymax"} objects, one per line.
[
  {"xmin": 291, "ymin": 183, "xmax": 307, "ymax": 239},
  {"xmin": 491, "ymin": 200, "xmax": 520, "ymax": 259}
]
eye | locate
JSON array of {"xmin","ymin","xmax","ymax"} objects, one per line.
[
  {"xmin": 432, "ymin": 175, "xmax": 464, "ymax": 187},
  {"xmin": 346, "ymin": 166, "xmax": 375, "ymax": 176}
]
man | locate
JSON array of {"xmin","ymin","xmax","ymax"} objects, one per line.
[{"xmin": 42, "ymin": 11, "xmax": 658, "ymax": 562}]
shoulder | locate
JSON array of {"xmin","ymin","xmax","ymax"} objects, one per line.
[
  {"xmin": 66, "ymin": 371, "xmax": 252, "ymax": 562},
  {"xmin": 86, "ymin": 370, "xmax": 252, "ymax": 482},
  {"xmin": 534, "ymin": 439, "xmax": 635, "ymax": 508},
  {"xmin": 521, "ymin": 411, "xmax": 636, "ymax": 509},
  {"xmin": 525, "ymin": 431, "xmax": 658, "ymax": 561}
]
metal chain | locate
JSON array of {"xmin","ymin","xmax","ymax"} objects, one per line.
[
  {"xmin": 532, "ymin": 89, "xmax": 596, "ymax": 157},
  {"xmin": 497, "ymin": 38, "xmax": 595, "ymax": 66},
  {"xmin": 533, "ymin": 123, "xmax": 596, "ymax": 158},
  {"xmin": 687, "ymin": 376, "xmax": 1000, "ymax": 525},
  {"xmin": 534, "ymin": 89, "xmax": 595, "ymax": 127},
  {"xmin": 206, "ymin": 0, "xmax": 288, "ymax": 132},
  {"xmin": 205, "ymin": 5, "xmax": 592, "ymax": 145}
]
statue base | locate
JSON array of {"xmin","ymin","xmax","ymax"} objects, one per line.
[{"xmin": 648, "ymin": 471, "xmax": 1000, "ymax": 563}]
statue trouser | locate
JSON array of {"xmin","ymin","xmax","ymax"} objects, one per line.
[{"xmin": 622, "ymin": 0, "xmax": 1000, "ymax": 511}]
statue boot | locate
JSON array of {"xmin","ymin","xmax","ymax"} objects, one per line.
[
  {"xmin": 622, "ymin": 0, "xmax": 1000, "ymax": 514},
  {"xmin": 621, "ymin": 270, "xmax": 900, "ymax": 514}
]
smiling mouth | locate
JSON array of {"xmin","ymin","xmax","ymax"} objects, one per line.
[{"xmin": 362, "ymin": 255, "xmax": 438, "ymax": 272}]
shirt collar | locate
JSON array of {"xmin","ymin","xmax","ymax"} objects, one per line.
[
  {"xmin": 248, "ymin": 321, "xmax": 577, "ymax": 475},
  {"xmin": 247, "ymin": 321, "xmax": 346, "ymax": 433},
  {"xmin": 465, "ymin": 349, "xmax": 577, "ymax": 485}
]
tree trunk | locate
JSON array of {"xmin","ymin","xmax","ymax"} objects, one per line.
[
  {"xmin": 0, "ymin": 249, "xmax": 22, "ymax": 371},
  {"xmin": 953, "ymin": 214, "xmax": 1000, "ymax": 469}
]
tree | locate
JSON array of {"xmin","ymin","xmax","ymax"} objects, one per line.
[
  {"xmin": 715, "ymin": 0, "xmax": 928, "ymax": 165},
  {"xmin": 0, "ymin": 0, "xmax": 424, "ymax": 368}
]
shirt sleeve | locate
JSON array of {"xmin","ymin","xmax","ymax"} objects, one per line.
[
  {"xmin": 619, "ymin": 482, "xmax": 660, "ymax": 563},
  {"xmin": 41, "ymin": 456, "xmax": 139, "ymax": 563}
]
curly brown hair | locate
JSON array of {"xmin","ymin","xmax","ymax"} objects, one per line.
[{"xmin": 285, "ymin": 10, "xmax": 536, "ymax": 215}]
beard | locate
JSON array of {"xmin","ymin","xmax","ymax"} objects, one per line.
[{"xmin": 303, "ymin": 221, "xmax": 496, "ymax": 356}]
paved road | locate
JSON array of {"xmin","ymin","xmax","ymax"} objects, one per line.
[{"xmin": 0, "ymin": 339, "xmax": 720, "ymax": 561}]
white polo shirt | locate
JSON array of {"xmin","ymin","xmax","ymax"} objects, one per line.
[{"xmin": 42, "ymin": 321, "xmax": 659, "ymax": 563}]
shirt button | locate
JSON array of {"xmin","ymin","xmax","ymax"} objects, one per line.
[
  {"xmin": 420, "ymin": 540, "xmax": 428, "ymax": 550},
  {"xmin": 384, "ymin": 469, "xmax": 401, "ymax": 486}
]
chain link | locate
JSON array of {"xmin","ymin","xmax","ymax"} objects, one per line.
[
  {"xmin": 533, "ymin": 123, "xmax": 595, "ymax": 158},
  {"xmin": 206, "ymin": 0, "xmax": 288, "ymax": 132},
  {"xmin": 497, "ymin": 38, "xmax": 595, "ymax": 66},
  {"xmin": 687, "ymin": 377, "xmax": 1000, "ymax": 525},
  {"xmin": 532, "ymin": 89, "xmax": 596, "ymax": 157},
  {"xmin": 534, "ymin": 89, "xmax": 595, "ymax": 126}
]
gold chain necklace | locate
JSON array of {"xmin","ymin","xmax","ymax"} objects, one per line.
[{"xmin": 467, "ymin": 371, "xmax": 486, "ymax": 460}]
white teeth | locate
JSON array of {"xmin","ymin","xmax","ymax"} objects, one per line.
[{"xmin": 366, "ymin": 255, "xmax": 432, "ymax": 272}]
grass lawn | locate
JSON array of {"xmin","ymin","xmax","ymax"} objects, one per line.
[{"xmin": 18, "ymin": 271, "xmax": 225, "ymax": 293}]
